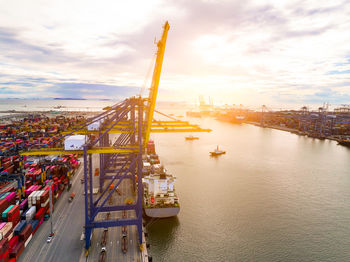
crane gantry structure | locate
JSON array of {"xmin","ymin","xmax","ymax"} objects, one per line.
[{"xmin": 20, "ymin": 21, "xmax": 211, "ymax": 252}]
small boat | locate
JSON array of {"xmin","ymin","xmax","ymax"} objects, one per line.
[
  {"xmin": 185, "ymin": 135, "xmax": 199, "ymax": 140},
  {"xmin": 210, "ymin": 145, "xmax": 226, "ymax": 156}
]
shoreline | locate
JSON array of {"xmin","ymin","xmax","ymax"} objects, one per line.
[{"xmin": 245, "ymin": 121, "xmax": 340, "ymax": 142}]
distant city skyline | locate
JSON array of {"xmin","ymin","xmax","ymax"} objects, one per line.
[{"xmin": 0, "ymin": 0, "xmax": 350, "ymax": 108}]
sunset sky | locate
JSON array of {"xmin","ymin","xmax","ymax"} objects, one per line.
[{"xmin": 0, "ymin": 0, "xmax": 349, "ymax": 108}]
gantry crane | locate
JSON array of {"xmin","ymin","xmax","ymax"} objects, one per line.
[{"xmin": 20, "ymin": 21, "xmax": 211, "ymax": 253}]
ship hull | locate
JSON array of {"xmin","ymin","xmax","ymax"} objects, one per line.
[
  {"xmin": 144, "ymin": 207, "xmax": 180, "ymax": 218},
  {"xmin": 210, "ymin": 151, "xmax": 226, "ymax": 156},
  {"xmin": 338, "ymin": 141, "xmax": 350, "ymax": 147}
]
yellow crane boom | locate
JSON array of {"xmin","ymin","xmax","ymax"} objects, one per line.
[{"xmin": 144, "ymin": 21, "xmax": 170, "ymax": 147}]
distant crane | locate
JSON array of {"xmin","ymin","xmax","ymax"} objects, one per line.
[{"xmin": 261, "ymin": 105, "xmax": 267, "ymax": 127}]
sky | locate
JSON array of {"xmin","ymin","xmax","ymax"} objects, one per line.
[{"xmin": 0, "ymin": 0, "xmax": 350, "ymax": 109}]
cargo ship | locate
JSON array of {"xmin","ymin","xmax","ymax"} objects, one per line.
[
  {"xmin": 338, "ymin": 137, "xmax": 350, "ymax": 147},
  {"xmin": 142, "ymin": 141, "xmax": 180, "ymax": 218},
  {"xmin": 216, "ymin": 114, "xmax": 245, "ymax": 124}
]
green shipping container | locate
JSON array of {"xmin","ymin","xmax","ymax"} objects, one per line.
[
  {"xmin": 2, "ymin": 204, "xmax": 14, "ymax": 219},
  {"xmin": 0, "ymin": 193, "xmax": 10, "ymax": 199}
]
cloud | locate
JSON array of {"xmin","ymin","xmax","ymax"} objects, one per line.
[{"xmin": 0, "ymin": 0, "xmax": 349, "ymax": 109}]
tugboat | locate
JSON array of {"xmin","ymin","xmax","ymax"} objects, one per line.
[
  {"xmin": 210, "ymin": 145, "xmax": 226, "ymax": 156},
  {"xmin": 185, "ymin": 135, "xmax": 199, "ymax": 140}
]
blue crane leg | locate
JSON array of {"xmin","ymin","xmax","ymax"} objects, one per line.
[{"xmin": 83, "ymin": 147, "xmax": 91, "ymax": 250}]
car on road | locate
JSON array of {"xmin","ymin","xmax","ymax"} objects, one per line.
[
  {"xmin": 68, "ymin": 192, "xmax": 76, "ymax": 202},
  {"xmin": 47, "ymin": 236, "xmax": 53, "ymax": 243}
]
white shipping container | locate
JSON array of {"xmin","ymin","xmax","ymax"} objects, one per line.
[
  {"xmin": 64, "ymin": 135, "xmax": 87, "ymax": 150},
  {"xmin": 7, "ymin": 232, "xmax": 13, "ymax": 241},
  {"xmin": 31, "ymin": 191, "xmax": 38, "ymax": 204},
  {"xmin": 28, "ymin": 191, "xmax": 35, "ymax": 202},
  {"xmin": 25, "ymin": 206, "xmax": 36, "ymax": 222},
  {"xmin": 159, "ymin": 181, "xmax": 168, "ymax": 193},
  {"xmin": 41, "ymin": 199, "xmax": 49, "ymax": 208},
  {"xmin": 30, "ymin": 191, "xmax": 36, "ymax": 204},
  {"xmin": 168, "ymin": 182, "xmax": 174, "ymax": 191},
  {"xmin": 36, "ymin": 191, "xmax": 44, "ymax": 201},
  {"xmin": 0, "ymin": 222, "xmax": 12, "ymax": 236}
]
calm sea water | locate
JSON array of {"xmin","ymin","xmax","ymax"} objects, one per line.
[
  {"xmin": 3, "ymin": 99, "xmax": 350, "ymax": 261},
  {"xmin": 149, "ymin": 117, "xmax": 350, "ymax": 262},
  {"xmin": 0, "ymin": 99, "xmax": 117, "ymax": 112}
]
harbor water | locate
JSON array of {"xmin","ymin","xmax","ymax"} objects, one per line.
[{"xmin": 149, "ymin": 116, "xmax": 350, "ymax": 262}]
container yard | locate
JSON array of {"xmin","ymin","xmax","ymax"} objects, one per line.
[
  {"xmin": 0, "ymin": 114, "xmax": 82, "ymax": 262},
  {"xmin": 0, "ymin": 112, "xmax": 157, "ymax": 262}
]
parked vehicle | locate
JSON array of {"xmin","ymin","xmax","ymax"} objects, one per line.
[{"xmin": 68, "ymin": 192, "xmax": 76, "ymax": 203}]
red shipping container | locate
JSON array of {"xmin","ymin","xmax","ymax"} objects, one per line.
[
  {"xmin": 8, "ymin": 212, "xmax": 20, "ymax": 228},
  {"xmin": 0, "ymin": 249, "xmax": 9, "ymax": 262},
  {"xmin": 0, "ymin": 199, "xmax": 9, "ymax": 214},
  {"xmin": 5, "ymin": 166, "xmax": 14, "ymax": 175},
  {"xmin": 7, "ymin": 209, "xmax": 20, "ymax": 225},
  {"xmin": 8, "ymin": 236, "xmax": 18, "ymax": 251},
  {"xmin": 0, "ymin": 238, "xmax": 9, "ymax": 255},
  {"xmin": 40, "ymin": 191, "xmax": 49, "ymax": 203},
  {"xmin": 9, "ymin": 241, "xmax": 24, "ymax": 260},
  {"xmin": 19, "ymin": 224, "xmax": 32, "ymax": 241},
  {"xmin": 34, "ymin": 208, "xmax": 45, "ymax": 220},
  {"xmin": 7, "ymin": 205, "xmax": 19, "ymax": 218},
  {"xmin": 0, "ymin": 188, "xmax": 10, "ymax": 194},
  {"xmin": 2, "ymin": 161, "xmax": 10, "ymax": 169}
]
